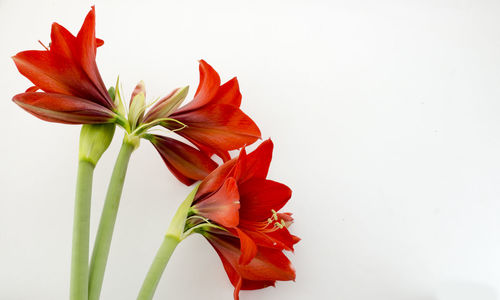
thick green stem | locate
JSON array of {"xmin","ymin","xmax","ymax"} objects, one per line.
[
  {"xmin": 136, "ymin": 185, "xmax": 199, "ymax": 300},
  {"xmin": 88, "ymin": 140, "xmax": 136, "ymax": 300},
  {"xmin": 70, "ymin": 159, "xmax": 95, "ymax": 300},
  {"xmin": 136, "ymin": 235, "xmax": 180, "ymax": 300}
]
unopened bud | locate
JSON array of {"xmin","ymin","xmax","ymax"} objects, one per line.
[
  {"xmin": 143, "ymin": 86, "xmax": 189, "ymax": 123},
  {"xmin": 128, "ymin": 81, "xmax": 147, "ymax": 130},
  {"xmin": 78, "ymin": 123, "xmax": 116, "ymax": 166}
]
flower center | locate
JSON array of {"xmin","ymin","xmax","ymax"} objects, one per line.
[{"xmin": 240, "ymin": 209, "xmax": 287, "ymax": 233}]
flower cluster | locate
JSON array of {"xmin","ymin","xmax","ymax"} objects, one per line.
[{"xmin": 12, "ymin": 6, "xmax": 299, "ymax": 300}]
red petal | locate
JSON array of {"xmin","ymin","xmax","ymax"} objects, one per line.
[
  {"xmin": 171, "ymin": 104, "xmax": 261, "ymax": 153},
  {"xmin": 211, "ymin": 245, "xmax": 274, "ymax": 300},
  {"xmin": 234, "ymin": 228, "xmax": 258, "ymax": 265},
  {"xmin": 239, "ymin": 278, "xmax": 275, "ymax": 291},
  {"xmin": 13, "ymin": 51, "xmax": 85, "ymax": 96},
  {"xmin": 234, "ymin": 277, "xmax": 242, "ymax": 300},
  {"xmin": 213, "ymin": 77, "xmax": 242, "ymax": 107},
  {"xmin": 238, "ymin": 139, "xmax": 273, "ymax": 183},
  {"xmin": 193, "ymin": 178, "xmax": 240, "ymax": 227},
  {"xmin": 96, "ymin": 38, "xmax": 104, "ymax": 47},
  {"xmin": 177, "ymin": 134, "xmax": 232, "ymax": 162},
  {"xmin": 151, "ymin": 135, "xmax": 218, "ymax": 186},
  {"xmin": 238, "ymin": 246, "xmax": 296, "ymax": 281},
  {"xmin": 215, "ymin": 252, "xmax": 243, "ymax": 300},
  {"xmin": 242, "ymin": 227, "xmax": 299, "ymax": 252},
  {"xmin": 195, "ymin": 158, "xmax": 238, "ymax": 201},
  {"xmin": 175, "ymin": 60, "xmax": 220, "ymax": 113},
  {"xmin": 278, "ymin": 212, "xmax": 294, "ymax": 227},
  {"xmin": 26, "ymin": 86, "xmax": 39, "ymax": 92},
  {"xmin": 207, "ymin": 233, "xmax": 295, "ymax": 281},
  {"xmin": 13, "ymin": 92, "xmax": 115, "ymax": 124},
  {"xmin": 238, "ymin": 179, "xmax": 292, "ymax": 221},
  {"xmin": 75, "ymin": 7, "xmax": 112, "ymax": 107},
  {"xmin": 50, "ymin": 22, "xmax": 76, "ymax": 60}
]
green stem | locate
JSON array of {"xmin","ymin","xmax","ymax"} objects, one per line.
[
  {"xmin": 136, "ymin": 235, "xmax": 180, "ymax": 300},
  {"xmin": 70, "ymin": 159, "xmax": 95, "ymax": 300},
  {"xmin": 88, "ymin": 139, "xmax": 136, "ymax": 300},
  {"xmin": 136, "ymin": 185, "xmax": 199, "ymax": 300}
]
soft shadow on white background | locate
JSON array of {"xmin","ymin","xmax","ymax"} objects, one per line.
[{"xmin": 1, "ymin": 0, "xmax": 500, "ymax": 299}]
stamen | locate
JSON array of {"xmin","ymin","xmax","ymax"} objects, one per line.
[
  {"xmin": 38, "ymin": 40, "xmax": 49, "ymax": 51},
  {"xmin": 281, "ymin": 219, "xmax": 286, "ymax": 227},
  {"xmin": 274, "ymin": 222, "xmax": 284, "ymax": 229},
  {"xmin": 271, "ymin": 209, "xmax": 278, "ymax": 221}
]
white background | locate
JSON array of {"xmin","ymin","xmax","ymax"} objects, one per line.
[{"xmin": 1, "ymin": 0, "xmax": 500, "ymax": 299}]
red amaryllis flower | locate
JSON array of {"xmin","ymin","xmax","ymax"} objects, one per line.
[
  {"xmin": 188, "ymin": 139, "xmax": 299, "ymax": 299},
  {"xmin": 142, "ymin": 60, "xmax": 261, "ymax": 185},
  {"xmin": 12, "ymin": 6, "xmax": 116, "ymax": 124}
]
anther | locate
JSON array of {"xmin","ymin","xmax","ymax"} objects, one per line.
[{"xmin": 271, "ymin": 209, "xmax": 278, "ymax": 221}]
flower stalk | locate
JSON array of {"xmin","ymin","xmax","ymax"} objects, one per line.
[
  {"xmin": 88, "ymin": 135, "xmax": 138, "ymax": 300},
  {"xmin": 71, "ymin": 123, "xmax": 115, "ymax": 300},
  {"xmin": 136, "ymin": 185, "xmax": 199, "ymax": 300},
  {"xmin": 70, "ymin": 159, "xmax": 94, "ymax": 300}
]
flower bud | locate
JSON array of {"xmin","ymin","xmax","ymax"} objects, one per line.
[
  {"xmin": 78, "ymin": 123, "xmax": 116, "ymax": 165},
  {"xmin": 143, "ymin": 86, "xmax": 189, "ymax": 123},
  {"xmin": 128, "ymin": 81, "xmax": 146, "ymax": 129},
  {"xmin": 112, "ymin": 77, "xmax": 126, "ymax": 117}
]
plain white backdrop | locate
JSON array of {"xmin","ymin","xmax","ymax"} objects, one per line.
[{"xmin": 1, "ymin": 0, "xmax": 500, "ymax": 299}]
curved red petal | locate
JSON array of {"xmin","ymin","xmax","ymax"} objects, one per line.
[
  {"xmin": 238, "ymin": 179, "xmax": 292, "ymax": 221},
  {"xmin": 216, "ymin": 252, "xmax": 242, "ymax": 300},
  {"xmin": 26, "ymin": 86, "xmax": 39, "ymax": 92},
  {"xmin": 96, "ymin": 38, "xmax": 104, "ymax": 47},
  {"xmin": 151, "ymin": 135, "xmax": 218, "ymax": 186},
  {"xmin": 175, "ymin": 60, "xmax": 220, "ymax": 113},
  {"xmin": 237, "ymin": 246, "xmax": 296, "ymax": 281},
  {"xmin": 278, "ymin": 212, "xmax": 294, "ymax": 227},
  {"xmin": 13, "ymin": 92, "xmax": 115, "ymax": 124},
  {"xmin": 242, "ymin": 227, "xmax": 299, "ymax": 252},
  {"xmin": 195, "ymin": 158, "xmax": 238, "ymax": 201},
  {"xmin": 13, "ymin": 51, "xmax": 80, "ymax": 96},
  {"xmin": 172, "ymin": 104, "xmax": 261, "ymax": 153},
  {"xmin": 193, "ymin": 177, "xmax": 240, "ymax": 227},
  {"xmin": 207, "ymin": 233, "xmax": 295, "ymax": 282},
  {"xmin": 75, "ymin": 7, "xmax": 113, "ymax": 107},
  {"xmin": 240, "ymin": 278, "xmax": 275, "ymax": 290},
  {"xmin": 210, "ymin": 243, "xmax": 273, "ymax": 300},
  {"xmin": 50, "ymin": 22, "xmax": 76, "ymax": 59},
  {"xmin": 175, "ymin": 132, "xmax": 232, "ymax": 162},
  {"xmin": 213, "ymin": 77, "xmax": 242, "ymax": 107},
  {"xmin": 239, "ymin": 139, "xmax": 273, "ymax": 183},
  {"xmin": 234, "ymin": 228, "xmax": 258, "ymax": 265}
]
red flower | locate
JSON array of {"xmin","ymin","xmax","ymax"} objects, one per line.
[
  {"xmin": 189, "ymin": 140, "xmax": 299, "ymax": 299},
  {"xmin": 145, "ymin": 60, "xmax": 261, "ymax": 185},
  {"xmin": 12, "ymin": 7, "xmax": 116, "ymax": 124}
]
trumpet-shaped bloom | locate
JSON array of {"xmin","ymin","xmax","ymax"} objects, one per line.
[
  {"xmin": 166, "ymin": 61, "xmax": 261, "ymax": 162},
  {"xmin": 142, "ymin": 60, "xmax": 261, "ymax": 185},
  {"xmin": 12, "ymin": 7, "xmax": 116, "ymax": 124},
  {"xmin": 189, "ymin": 140, "xmax": 299, "ymax": 299}
]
